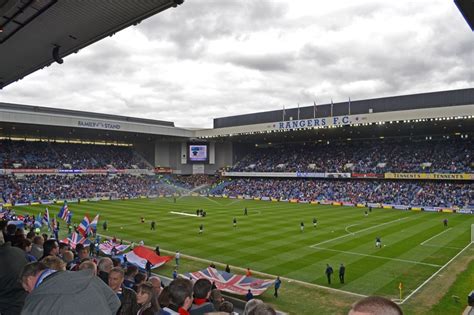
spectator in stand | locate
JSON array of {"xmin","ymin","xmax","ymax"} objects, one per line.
[
  {"xmin": 209, "ymin": 289, "xmax": 225, "ymax": 311},
  {"xmin": 108, "ymin": 267, "xmax": 139, "ymax": 315},
  {"xmin": 20, "ymin": 262, "xmax": 120, "ymax": 314},
  {"xmin": 41, "ymin": 255, "xmax": 67, "ymax": 271},
  {"xmin": 133, "ymin": 272, "xmax": 147, "ymax": 292},
  {"xmin": 219, "ymin": 300, "xmax": 235, "ymax": 313},
  {"xmin": 149, "ymin": 276, "xmax": 162, "ymax": 297},
  {"xmin": 79, "ymin": 260, "xmax": 98, "ymax": 276},
  {"xmin": 161, "ymin": 278, "xmax": 194, "ymax": 315},
  {"xmin": 17, "ymin": 238, "xmax": 37, "ymax": 262},
  {"xmin": 158, "ymin": 286, "xmax": 171, "ymax": 309},
  {"xmin": 348, "ymin": 296, "xmax": 403, "ymax": 315},
  {"xmin": 243, "ymin": 299, "xmax": 263, "ymax": 315},
  {"xmin": 98, "ymin": 257, "xmax": 114, "ymax": 284},
  {"xmin": 62, "ymin": 250, "xmax": 75, "ymax": 269},
  {"xmin": 0, "ymin": 240, "xmax": 28, "ymax": 315},
  {"xmin": 190, "ymin": 278, "xmax": 215, "ymax": 314},
  {"xmin": 40, "ymin": 239, "xmax": 59, "ymax": 260},
  {"xmin": 136, "ymin": 282, "xmax": 160, "ymax": 314},
  {"xmin": 124, "ymin": 265, "xmax": 139, "ymax": 289}
]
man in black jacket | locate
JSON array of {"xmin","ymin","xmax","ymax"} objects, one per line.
[{"xmin": 0, "ymin": 242, "xmax": 28, "ymax": 315}]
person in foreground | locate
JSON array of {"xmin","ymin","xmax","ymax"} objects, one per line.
[
  {"xmin": 20, "ymin": 261, "xmax": 120, "ymax": 314},
  {"xmin": 348, "ymin": 296, "xmax": 403, "ymax": 315}
]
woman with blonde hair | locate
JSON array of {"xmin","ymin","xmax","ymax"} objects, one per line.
[{"xmin": 136, "ymin": 282, "xmax": 160, "ymax": 315}]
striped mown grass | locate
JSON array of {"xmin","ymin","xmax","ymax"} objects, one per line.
[{"xmin": 15, "ymin": 196, "xmax": 474, "ymax": 313}]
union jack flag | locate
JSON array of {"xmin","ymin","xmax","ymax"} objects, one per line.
[
  {"xmin": 77, "ymin": 215, "xmax": 90, "ymax": 237},
  {"xmin": 63, "ymin": 231, "xmax": 90, "ymax": 250},
  {"xmin": 185, "ymin": 267, "xmax": 275, "ymax": 296},
  {"xmin": 99, "ymin": 241, "xmax": 129, "ymax": 255}
]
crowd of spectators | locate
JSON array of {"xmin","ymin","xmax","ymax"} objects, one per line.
[
  {"xmin": 214, "ymin": 178, "xmax": 473, "ymax": 208},
  {"xmin": 0, "ymin": 140, "xmax": 149, "ymax": 169},
  {"xmin": 0, "ymin": 174, "xmax": 224, "ymax": 204},
  {"xmin": 1, "ymin": 173, "xmax": 471, "ymax": 208},
  {"xmin": 0, "ymin": 220, "xmax": 277, "ymax": 314},
  {"xmin": 231, "ymin": 138, "xmax": 473, "ymax": 174}
]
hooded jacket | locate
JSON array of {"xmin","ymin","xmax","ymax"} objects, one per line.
[{"xmin": 21, "ymin": 269, "xmax": 120, "ymax": 315}]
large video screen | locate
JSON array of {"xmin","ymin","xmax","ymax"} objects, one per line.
[{"xmin": 188, "ymin": 143, "xmax": 208, "ymax": 163}]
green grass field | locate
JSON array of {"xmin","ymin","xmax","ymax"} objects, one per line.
[{"xmin": 14, "ymin": 196, "xmax": 474, "ymax": 314}]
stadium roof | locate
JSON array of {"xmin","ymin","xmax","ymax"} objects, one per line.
[
  {"xmin": 0, "ymin": 0, "xmax": 184, "ymax": 89},
  {"xmin": 213, "ymin": 88, "xmax": 474, "ymax": 129}
]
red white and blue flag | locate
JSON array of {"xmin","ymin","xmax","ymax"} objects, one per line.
[
  {"xmin": 89, "ymin": 214, "xmax": 100, "ymax": 233},
  {"xmin": 99, "ymin": 241, "xmax": 129, "ymax": 255},
  {"xmin": 124, "ymin": 246, "xmax": 172, "ymax": 269},
  {"xmin": 62, "ymin": 231, "xmax": 90, "ymax": 249},
  {"xmin": 57, "ymin": 202, "xmax": 71, "ymax": 222},
  {"xmin": 185, "ymin": 267, "xmax": 275, "ymax": 296},
  {"xmin": 42, "ymin": 208, "xmax": 51, "ymax": 230},
  {"xmin": 77, "ymin": 215, "xmax": 90, "ymax": 237}
]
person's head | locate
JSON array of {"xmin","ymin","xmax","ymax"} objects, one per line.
[
  {"xmin": 168, "ymin": 278, "xmax": 193, "ymax": 310},
  {"xmin": 20, "ymin": 262, "xmax": 48, "ymax": 293},
  {"xmin": 249, "ymin": 303, "xmax": 276, "ymax": 315},
  {"xmin": 41, "ymin": 233, "xmax": 48, "ymax": 242},
  {"xmin": 149, "ymin": 276, "xmax": 162, "ymax": 296},
  {"xmin": 26, "ymin": 230, "xmax": 36, "ymax": 240},
  {"xmin": 43, "ymin": 239, "xmax": 59, "ymax": 256},
  {"xmin": 125, "ymin": 265, "xmax": 139, "ymax": 278},
  {"xmin": 210, "ymin": 289, "xmax": 224, "ymax": 309},
  {"xmin": 98, "ymin": 257, "xmax": 113, "ymax": 273},
  {"xmin": 41, "ymin": 255, "xmax": 66, "ymax": 271},
  {"xmin": 77, "ymin": 247, "xmax": 89, "ymax": 260},
  {"xmin": 75, "ymin": 243, "xmax": 84, "ymax": 253},
  {"xmin": 79, "ymin": 260, "xmax": 97, "ymax": 275},
  {"xmin": 108, "ymin": 267, "xmax": 125, "ymax": 292},
  {"xmin": 135, "ymin": 272, "xmax": 147, "ymax": 285},
  {"xmin": 348, "ymin": 296, "xmax": 403, "ymax": 315},
  {"xmin": 18, "ymin": 238, "xmax": 32, "ymax": 252},
  {"xmin": 6, "ymin": 223, "xmax": 17, "ymax": 235},
  {"xmin": 158, "ymin": 286, "xmax": 170, "ymax": 308},
  {"xmin": 58, "ymin": 242, "xmax": 70, "ymax": 256},
  {"xmin": 193, "ymin": 278, "xmax": 212, "ymax": 299},
  {"xmin": 15, "ymin": 228, "xmax": 25, "ymax": 237},
  {"xmin": 243, "ymin": 299, "xmax": 263, "ymax": 315},
  {"xmin": 219, "ymin": 301, "xmax": 234, "ymax": 313},
  {"xmin": 111, "ymin": 257, "xmax": 121, "ymax": 267},
  {"xmin": 62, "ymin": 250, "xmax": 74, "ymax": 263},
  {"xmin": 136, "ymin": 282, "xmax": 160, "ymax": 312},
  {"xmin": 33, "ymin": 235, "xmax": 44, "ymax": 246}
]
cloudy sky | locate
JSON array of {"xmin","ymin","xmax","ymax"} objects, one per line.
[{"xmin": 0, "ymin": 0, "xmax": 473, "ymax": 128}]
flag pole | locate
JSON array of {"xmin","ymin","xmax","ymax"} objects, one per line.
[
  {"xmin": 331, "ymin": 98, "xmax": 334, "ymax": 117},
  {"xmin": 282, "ymin": 105, "xmax": 285, "ymax": 121},
  {"xmin": 297, "ymin": 103, "xmax": 300, "ymax": 120},
  {"xmin": 313, "ymin": 100, "xmax": 317, "ymax": 118},
  {"xmin": 348, "ymin": 97, "xmax": 351, "ymax": 115}
]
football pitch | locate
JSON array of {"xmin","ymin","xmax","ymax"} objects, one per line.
[{"xmin": 17, "ymin": 196, "xmax": 474, "ymax": 301}]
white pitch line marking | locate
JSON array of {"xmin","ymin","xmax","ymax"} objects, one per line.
[
  {"xmin": 310, "ymin": 217, "xmax": 410, "ymax": 248},
  {"xmin": 345, "ymin": 224, "xmax": 360, "ymax": 235},
  {"xmin": 170, "ymin": 211, "xmax": 199, "ymax": 217},
  {"xmin": 420, "ymin": 228, "xmax": 452, "ymax": 246},
  {"xmin": 311, "ymin": 246, "xmax": 442, "ymax": 268},
  {"xmin": 420, "ymin": 244, "xmax": 464, "ymax": 250},
  {"xmin": 400, "ymin": 242, "xmax": 473, "ymax": 304}
]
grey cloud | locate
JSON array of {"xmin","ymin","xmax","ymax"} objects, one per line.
[{"xmin": 224, "ymin": 53, "xmax": 294, "ymax": 72}]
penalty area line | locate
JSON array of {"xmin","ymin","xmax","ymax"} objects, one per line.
[
  {"xmin": 311, "ymin": 247, "xmax": 442, "ymax": 268},
  {"xmin": 420, "ymin": 228, "xmax": 451, "ymax": 246},
  {"xmin": 400, "ymin": 242, "xmax": 473, "ymax": 304}
]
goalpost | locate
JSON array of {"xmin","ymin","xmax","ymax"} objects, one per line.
[{"xmin": 472, "ymin": 224, "xmax": 474, "ymax": 244}]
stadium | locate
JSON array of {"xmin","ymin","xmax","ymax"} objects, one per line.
[{"xmin": 1, "ymin": 1, "xmax": 473, "ymax": 315}]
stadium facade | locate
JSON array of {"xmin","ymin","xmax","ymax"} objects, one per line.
[{"xmin": 1, "ymin": 88, "xmax": 473, "ymax": 175}]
